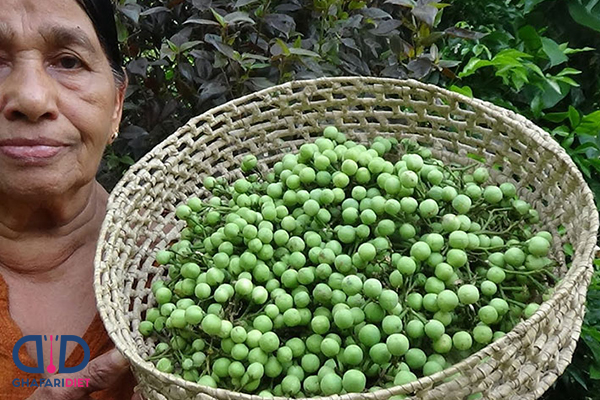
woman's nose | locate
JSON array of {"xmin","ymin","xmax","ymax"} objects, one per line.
[{"xmin": 1, "ymin": 59, "xmax": 59, "ymax": 123}]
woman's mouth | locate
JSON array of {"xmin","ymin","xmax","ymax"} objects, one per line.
[
  {"xmin": 0, "ymin": 145, "xmax": 65, "ymax": 159},
  {"xmin": 0, "ymin": 139, "xmax": 69, "ymax": 162}
]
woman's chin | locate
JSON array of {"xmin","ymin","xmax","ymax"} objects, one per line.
[{"xmin": 0, "ymin": 170, "xmax": 87, "ymax": 200}]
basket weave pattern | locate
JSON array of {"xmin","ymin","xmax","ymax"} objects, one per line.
[{"xmin": 95, "ymin": 77, "xmax": 599, "ymax": 400}]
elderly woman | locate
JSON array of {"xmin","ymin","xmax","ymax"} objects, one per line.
[{"xmin": 0, "ymin": 0, "xmax": 138, "ymax": 398}]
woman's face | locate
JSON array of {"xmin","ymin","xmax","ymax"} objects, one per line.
[{"xmin": 0, "ymin": 0, "xmax": 126, "ymax": 198}]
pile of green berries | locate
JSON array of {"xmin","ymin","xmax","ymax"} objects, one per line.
[{"xmin": 139, "ymin": 126, "xmax": 557, "ymax": 398}]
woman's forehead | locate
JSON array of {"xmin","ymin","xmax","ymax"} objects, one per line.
[
  {"xmin": 1, "ymin": 0, "xmax": 98, "ymax": 45},
  {"xmin": 0, "ymin": 1, "xmax": 104, "ymax": 60}
]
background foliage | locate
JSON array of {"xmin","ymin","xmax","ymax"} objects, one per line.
[{"xmin": 102, "ymin": 0, "xmax": 600, "ymax": 398}]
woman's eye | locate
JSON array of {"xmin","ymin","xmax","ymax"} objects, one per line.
[{"xmin": 57, "ymin": 56, "xmax": 83, "ymax": 70}]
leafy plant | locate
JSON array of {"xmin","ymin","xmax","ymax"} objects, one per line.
[
  {"xmin": 99, "ymin": 3, "xmax": 600, "ymax": 396},
  {"xmin": 444, "ymin": 22, "xmax": 593, "ymax": 118},
  {"xmin": 568, "ymin": 0, "xmax": 600, "ymax": 33},
  {"xmin": 542, "ymin": 259, "xmax": 600, "ymax": 400},
  {"xmin": 99, "ymin": 0, "xmax": 484, "ymax": 188},
  {"xmin": 544, "ymin": 107, "xmax": 600, "ymax": 182}
]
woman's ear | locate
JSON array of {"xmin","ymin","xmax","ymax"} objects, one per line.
[{"xmin": 109, "ymin": 72, "xmax": 129, "ymax": 145}]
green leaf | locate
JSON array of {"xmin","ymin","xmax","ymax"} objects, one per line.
[
  {"xmin": 562, "ymin": 133, "xmax": 576, "ymax": 149},
  {"xmin": 573, "ymin": 142, "xmax": 599, "ymax": 154},
  {"xmin": 551, "ymin": 125, "xmax": 571, "ymax": 137},
  {"xmin": 540, "ymin": 79, "xmax": 571, "ymax": 109},
  {"xmin": 557, "ymin": 67, "xmax": 583, "ymax": 76},
  {"xmin": 588, "ymin": 181, "xmax": 600, "ymax": 209},
  {"xmin": 575, "ymin": 157, "xmax": 592, "ymax": 178},
  {"xmin": 210, "ymin": 8, "xmax": 227, "ymax": 27},
  {"xmin": 523, "ymin": 0, "xmax": 550, "ymax": 13},
  {"xmin": 107, "ymin": 157, "xmax": 119, "ymax": 170},
  {"xmin": 449, "ymin": 85, "xmax": 473, "ymax": 98},
  {"xmin": 585, "ymin": 287, "xmax": 600, "ymax": 325},
  {"xmin": 274, "ymin": 38, "xmax": 291, "ymax": 56},
  {"xmin": 466, "ymin": 153, "xmax": 486, "ymax": 163},
  {"xmin": 494, "ymin": 48, "xmax": 534, "ymax": 60},
  {"xmin": 349, "ymin": 0, "xmax": 368, "ymax": 10},
  {"xmin": 288, "ymin": 47, "xmax": 321, "ymax": 58},
  {"xmin": 587, "ymin": 158, "xmax": 600, "ymax": 172},
  {"xmin": 544, "ymin": 112, "xmax": 569, "ymax": 123},
  {"xmin": 564, "ymin": 242, "xmax": 574, "ymax": 256},
  {"xmin": 531, "ymin": 94, "xmax": 544, "ymax": 118},
  {"xmin": 590, "ymin": 364, "xmax": 600, "ymax": 380},
  {"xmin": 554, "ymin": 76, "xmax": 581, "ymax": 87},
  {"xmin": 249, "ymin": 63, "xmax": 271, "ymax": 70},
  {"xmin": 120, "ymin": 155, "xmax": 135, "ymax": 165},
  {"xmin": 576, "ymin": 110, "xmax": 600, "ymax": 136},
  {"xmin": 458, "ymin": 58, "xmax": 492, "ymax": 78},
  {"xmin": 568, "ymin": 366, "xmax": 589, "ymax": 390},
  {"xmin": 517, "ymin": 25, "xmax": 542, "ymax": 50},
  {"xmin": 568, "ymin": 0, "xmax": 600, "ymax": 33},
  {"xmin": 509, "ymin": 68, "xmax": 529, "ymax": 91},
  {"xmin": 526, "ymin": 62, "xmax": 545, "ymax": 77},
  {"xmin": 563, "ymin": 46, "xmax": 595, "ymax": 54},
  {"xmin": 115, "ymin": 17, "xmax": 129, "ymax": 43},
  {"xmin": 569, "ymin": 105, "xmax": 581, "ymax": 128},
  {"xmin": 541, "ymin": 37, "xmax": 569, "ymax": 67},
  {"xmin": 583, "ymin": 326, "xmax": 600, "ymax": 361}
]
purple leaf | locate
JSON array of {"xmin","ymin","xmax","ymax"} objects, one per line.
[
  {"xmin": 127, "ymin": 58, "xmax": 149, "ymax": 78},
  {"xmin": 411, "ymin": 2, "xmax": 438, "ymax": 26},
  {"xmin": 384, "ymin": 0, "xmax": 415, "ymax": 6},
  {"xmin": 140, "ymin": 7, "xmax": 170, "ymax": 16},
  {"xmin": 341, "ymin": 38, "xmax": 362, "ymax": 56},
  {"xmin": 224, "ymin": 11, "xmax": 255, "ymax": 25},
  {"xmin": 247, "ymin": 77, "xmax": 277, "ymax": 90},
  {"xmin": 191, "ymin": 0, "xmax": 212, "ymax": 11},
  {"xmin": 407, "ymin": 57, "xmax": 433, "ymax": 79},
  {"xmin": 205, "ymin": 34, "xmax": 236, "ymax": 59},
  {"xmin": 390, "ymin": 34, "xmax": 412, "ymax": 55},
  {"xmin": 178, "ymin": 62, "xmax": 195, "ymax": 82},
  {"xmin": 199, "ymin": 80, "xmax": 228, "ymax": 102},
  {"xmin": 235, "ymin": 0, "xmax": 259, "ymax": 7},
  {"xmin": 275, "ymin": 0, "xmax": 303, "ymax": 12},
  {"xmin": 444, "ymin": 27, "xmax": 487, "ymax": 40},
  {"xmin": 361, "ymin": 7, "xmax": 393, "ymax": 19},
  {"xmin": 184, "ymin": 17, "xmax": 221, "ymax": 26},
  {"xmin": 264, "ymin": 14, "xmax": 296, "ymax": 38},
  {"xmin": 170, "ymin": 27, "xmax": 193, "ymax": 47},
  {"xmin": 118, "ymin": 3, "xmax": 142, "ymax": 24},
  {"xmin": 368, "ymin": 19, "xmax": 402, "ymax": 36}
]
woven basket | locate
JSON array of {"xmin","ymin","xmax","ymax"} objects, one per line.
[{"xmin": 95, "ymin": 77, "xmax": 599, "ymax": 400}]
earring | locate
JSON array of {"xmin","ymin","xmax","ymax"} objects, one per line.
[{"xmin": 111, "ymin": 130, "xmax": 119, "ymax": 141}]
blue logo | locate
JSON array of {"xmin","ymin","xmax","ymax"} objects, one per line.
[{"xmin": 12, "ymin": 335, "xmax": 90, "ymax": 374}]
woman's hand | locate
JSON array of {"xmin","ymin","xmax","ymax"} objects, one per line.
[{"xmin": 26, "ymin": 349, "xmax": 139, "ymax": 400}]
